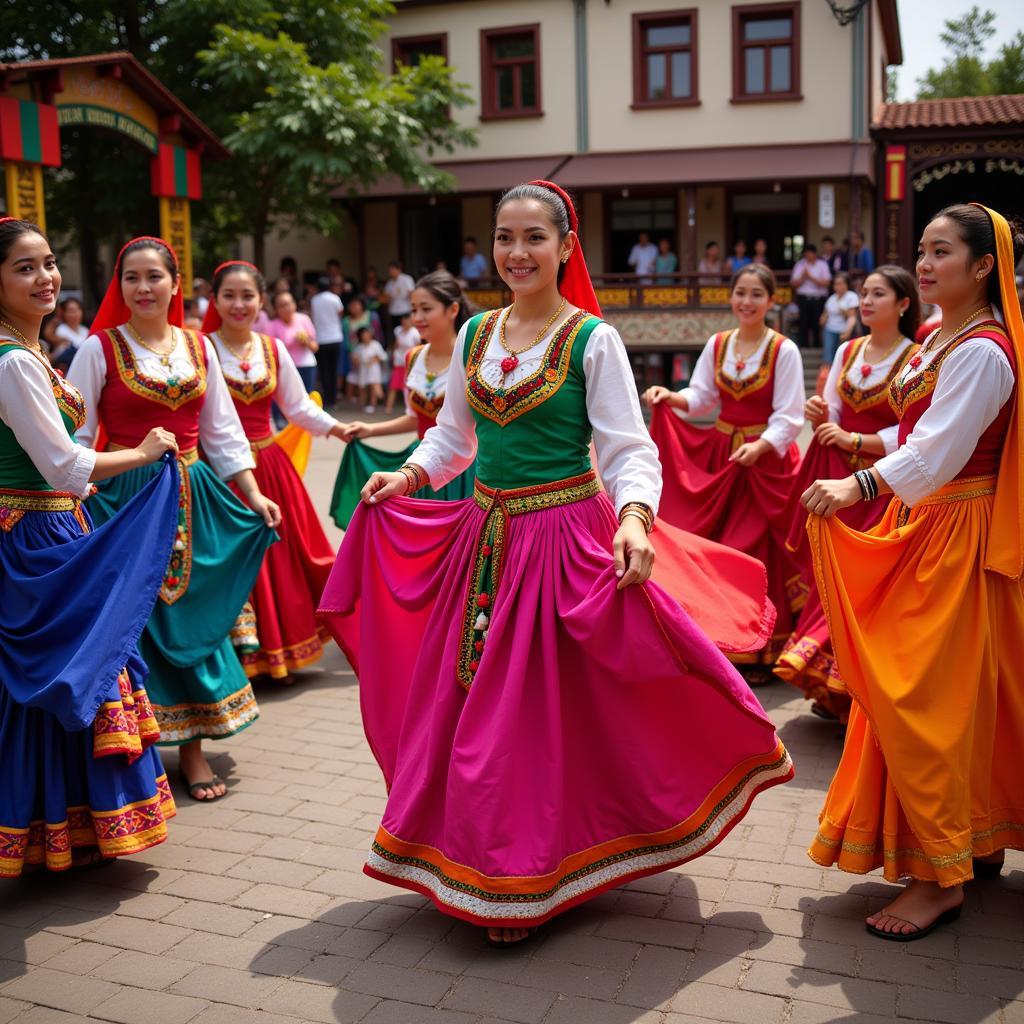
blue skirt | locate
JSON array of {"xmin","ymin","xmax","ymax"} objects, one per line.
[{"xmin": 0, "ymin": 458, "xmax": 180, "ymax": 877}]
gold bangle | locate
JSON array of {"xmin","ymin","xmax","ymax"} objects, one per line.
[
  {"xmin": 619, "ymin": 502, "xmax": 654, "ymax": 534},
  {"xmin": 850, "ymin": 432, "xmax": 863, "ymax": 452},
  {"xmin": 397, "ymin": 467, "xmax": 417, "ymax": 495},
  {"xmin": 399, "ymin": 463, "xmax": 426, "ymax": 493}
]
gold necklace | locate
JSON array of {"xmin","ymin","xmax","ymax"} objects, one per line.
[
  {"xmin": 497, "ymin": 298, "xmax": 567, "ymax": 376},
  {"xmin": 216, "ymin": 331, "xmax": 255, "ymax": 377},
  {"xmin": 0, "ymin": 316, "xmax": 50, "ymax": 369},
  {"xmin": 125, "ymin": 321, "xmax": 177, "ymax": 367},
  {"xmin": 858, "ymin": 333, "xmax": 907, "ymax": 379},
  {"xmin": 924, "ymin": 305, "xmax": 991, "ymax": 353},
  {"xmin": 730, "ymin": 328, "xmax": 769, "ymax": 372}
]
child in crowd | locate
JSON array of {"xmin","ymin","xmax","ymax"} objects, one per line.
[
  {"xmin": 385, "ymin": 312, "xmax": 420, "ymax": 413},
  {"xmin": 351, "ymin": 326, "xmax": 386, "ymax": 413}
]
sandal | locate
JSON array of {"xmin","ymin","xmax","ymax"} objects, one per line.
[
  {"xmin": 740, "ymin": 666, "xmax": 775, "ymax": 688},
  {"xmin": 865, "ymin": 904, "xmax": 961, "ymax": 942},
  {"xmin": 485, "ymin": 926, "xmax": 539, "ymax": 949},
  {"xmin": 810, "ymin": 701, "xmax": 839, "ymax": 721},
  {"xmin": 973, "ymin": 855, "xmax": 1005, "ymax": 879},
  {"xmin": 179, "ymin": 769, "xmax": 227, "ymax": 801}
]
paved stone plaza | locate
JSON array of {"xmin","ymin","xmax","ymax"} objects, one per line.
[{"xmin": 1, "ymin": 434, "xmax": 1022, "ymax": 1024}]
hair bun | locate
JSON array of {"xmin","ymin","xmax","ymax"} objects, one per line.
[{"xmin": 1007, "ymin": 215, "xmax": 1024, "ymax": 267}]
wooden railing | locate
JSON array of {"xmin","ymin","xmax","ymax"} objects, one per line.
[{"xmin": 465, "ymin": 271, "xmax": 793, "ymax": 311}]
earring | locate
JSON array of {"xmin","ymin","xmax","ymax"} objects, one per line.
[
  {"xmin": 560, "ymin": 254, "xmax": 569, "ymax": 264},
  {"xmin": 977, "ymin": 272, "xmax": 985, "ymax": 281}
]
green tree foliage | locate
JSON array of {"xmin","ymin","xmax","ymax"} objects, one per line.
[
  {"xmin": 917, "ymin": 6, "xmax": 1024, "ymax": 99},
  {"xmin": 0, "ymin": 1, "xmax": 474, "ymax": 293}
]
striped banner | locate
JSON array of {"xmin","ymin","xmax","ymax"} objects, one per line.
[
  {"xmin": 0, "ymin": 98, "xmax": 61, "ymax": 167},
  {"xmin": 150, "ymin": 143, "xmax": 202, "ymax": 200}
]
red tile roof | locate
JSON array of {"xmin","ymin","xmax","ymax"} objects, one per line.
[{"xmin": 874, "ymin": 95, "xmax": 1024, "ymax": 131}]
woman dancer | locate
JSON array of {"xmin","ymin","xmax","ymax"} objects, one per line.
[
  {"xmin": 203, "ymin": 260, "xmax": 345, "ymax": 681},
  {"xmin": 0, "ymin": 218, "xmax": 181, "ymax": 875},
  {"xmin": 776, "ymin": 268, "xmax": 919, "ymax": 720},
  {"xmin": 802, "ymin": 204, "xmax": 1024, "ymax": 939},
  {"xmin": 328, "ymin": 271, "xmax": 475, "ymax": 530},
  {"xmin": 68, "ymin": 238, "xmax": 279, "ymax": 803},
  {"xmin": 318, "ymin": 181, "xmax": 792, "ymax": 945},
  {"xmin": 643, "ymin": 264, "xmax": 805, "ymax": 680}
]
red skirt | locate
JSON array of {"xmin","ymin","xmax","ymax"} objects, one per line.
[
  {"xmin": 232, "ymin": 440, "xmax": 336, "ymax": 680},
  {"xmin": 775, "ymin": 436, "xmax": 890, "ymax": 715},
  {"xmin": 649, "ymin": 403, "xmax": 802, "ymax": 664}
]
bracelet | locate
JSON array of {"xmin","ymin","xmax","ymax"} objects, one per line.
[
  {"xmin": 398, "ymin": 463, "xmax": 427, "ymax": 494},
  {"xmin": 850, "ymin": 432, "xmax": 863, "ymax": 452},
  {"xmin": 619, "ymin": 502, "xmax": 654, "ymax": 534},
  {"xmin": 854, "ymin": 469, "xmax": 878, "ymax": 501}
]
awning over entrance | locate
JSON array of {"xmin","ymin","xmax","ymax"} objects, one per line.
[
  {"xmin": 556, "ymin": 141, "xmax": 874, "ymax": 188},
  {"xmin": 332, "ymin": 156, "xmax": 570, "ymax": 199}
]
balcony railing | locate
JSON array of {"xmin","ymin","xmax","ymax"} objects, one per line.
[{"xmin": 464, "ymin": 271, "xmax": 793, "ymax": 311}]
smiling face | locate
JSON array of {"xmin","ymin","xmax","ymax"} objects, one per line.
[
  {"xmin": 860, "ymin": 272, "xmax": 905, "ymax": 331},
  {"xmin": 493, "ymin": 198, "xmax": 573, "ymax": 300},
  {"xmin": 121, "ymin": 247, "xmax": 179, "ymax": 324},
  {"xmin": 0, "ymin": 231, "xmax": 60, "ymax": 322},
  {"xmin": 214, "ymin": 270, "xmax": 262, "ymax": 332},
  {"xmin": 410, "ymin": 285, "xmax": 458, "ymax": 343},
  {"xmin": 916, "ymin": 216, "xmax": 991, "ymax": 310},
  {"xmin": 730, "ymin": 270, "xmax": 773, "ymax": 327}
]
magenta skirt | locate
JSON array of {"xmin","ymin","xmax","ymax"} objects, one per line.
[{"xmin": 318, "ymin": 480, "xmax": 793, "ymax": 926}]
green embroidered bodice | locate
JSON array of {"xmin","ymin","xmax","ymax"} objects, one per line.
[
  {"xmin": 462, "ymin": 309, "xmax": 601, "ymax": 489},
  {"xmin": 0, "ymin": 343, "xmax": 86, "ymax": 491}
]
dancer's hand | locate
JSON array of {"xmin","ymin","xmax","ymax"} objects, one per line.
[
  {"xmin": 361, "ymin": 471, "xmax": 408, "ymax": 504},
  {"xmin": 136, "ymin": 427, "xmax": 178, "ymax": 463},
  {"xmin": 815, "ymin": 422, "xmax": 851, "ymax": 450},
  {"xmin": 804, "ymin": 395, "xmax": 828, "ymax": 428},
  {"xmin": 801, "ymin": 476, "xmax": 861, "ymax": 517},
  {"xmin": 613, "ymin": 516, "xmax": 655, "ymax": 590},
  {"xmin": 343, "ymin": 421, "xmax": 372, "ymax": 440},
  {"xmin": 249, "ymin": 493, "xmax": 282, "ymax": 529},
  {"xmin": 730, "ymin": 439, "xmax": 771, "ymax": 466},
  {"xmin": 642, "ymin": 385, "xmax": 671, "ymax": 407}
]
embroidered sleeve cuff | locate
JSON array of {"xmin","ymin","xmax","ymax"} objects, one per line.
[{"xmin": 66, "ymin": 445, "xmax": 97, "ymax": 498}]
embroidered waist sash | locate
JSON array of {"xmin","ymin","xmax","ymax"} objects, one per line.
[
  {"xmin": 0, "ymin": 487, "xmax": 90, "ymax": 533},
  {"xmin": 714, "ymin": 418, "xmax": 769, "ymax": 454},
  {"xmin": 893, "ymin": 475, "xmax": 997, "ymax": 528},
  {"xmin": 458, "ymin": 471, "xmax": 601, "ymax": 689}
]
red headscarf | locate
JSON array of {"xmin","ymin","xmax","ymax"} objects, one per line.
[
  {"xmin": 527, "ymin": 180, "xmax": 602, "ymax": 318},
  {"xmin": 90, "ymin": 236, "xmax": 184, "ymax": 335},
  {"xmin": 201, "ymin": 260, "xmax": 261, "ymax": 334}
]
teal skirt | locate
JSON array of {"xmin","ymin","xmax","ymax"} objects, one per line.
[
  {"xmin": 88, "ymin": 458, "xmax": 277, "ymax": 744},
  {"xmin": 329, "ymin": 438, "xmax": 475, "ymax": 530}
]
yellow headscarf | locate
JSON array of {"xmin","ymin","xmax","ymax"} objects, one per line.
[{"xmin": 977, "ymin": 203, "xmax": 1024, "ymax": 578}]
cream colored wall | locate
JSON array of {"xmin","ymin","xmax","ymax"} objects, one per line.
[
  {"xmin": 241, "ymin": 214, "xmax": 359, "ymax": 283},
  {"xmin": 385, "ymin": 0, "xmax": 575, "ymax": 161},
  {"xmin": 461, "ymin": 195, "xmax": 494, "ymax": 247},
  {"xmin": 587, "ymin": 0, "xmax": 855, "ymax": 154}
]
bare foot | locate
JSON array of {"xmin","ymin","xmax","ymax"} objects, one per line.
[
  {"xmin": 179, "ymin": 740, "xmax": 227, "ymax": 800},
  {"xmin": 865, "ymin": 879, "xmax": 963, "ymax": 936},
  {"xmin": 486, "ymin": 927, "xmax": 535, "ymax": 945}
]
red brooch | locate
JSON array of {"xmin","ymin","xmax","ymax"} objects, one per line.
[
  {"xmin": 735, "ymin": 360, "xmax": 746, "ymax": 372},
  {"xmin": 476, "ymin": 593, "xmax": 491, "ymax": 609},
  {"xmin": 500, "ymin": 355, "xmax": 519, "ymax": 374},
  {"xmin": 909, "ymin": 354, "xmax": 923, "ymax": 369},
  {"xmin": 474, "ymin": 640, "xmax": 485, "ymax": 653},
  {"xmin": 481, "ymin": 544, "xmax": 493, "ymax": 556},
  {"xmin": 240, "ymin": 361, "xmax": 251, "ymax": 374},
  {"xmin": 860, "ymin": 364, "xmax": 873, "ymax": 378}
]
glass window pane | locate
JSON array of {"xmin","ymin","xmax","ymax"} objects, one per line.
[
  {"xmin": 496, "ymin": 66, "xmax": 515, "ymax": 108},
  {"xmin": 745, "ymin": 48, "xmax": 765, "ymax": 94},
  {"xmin": 744, "ymin": 17, "xmax": 792, "ymax": 41},
  {"xmin": 670, "ymin": 52, "xmax": 691, "ymax": 97},
  {"xmin": 399, "ymin": 40, "xmax": 443, "ymax": 65},
  {"xmin": 647, "ymin": 54, "xmax": 666, "ymax": 99},
  {"xmin": 520, "ymin": 63, "xmax": 537, "ymax": 108},
  {"xmin": 646, "ymin": 22, "xmax": 690, "ymax": 48},
  {"xmin": 494, "ymin": 34, "xmax": 534, "ymax": 60},
  {"xmin": 770, "ymin": 45, "xmax": 791, "ymax": 91}
]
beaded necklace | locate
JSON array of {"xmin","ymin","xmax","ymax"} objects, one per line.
[{"xmin": 497, "ymin": 298, "xmax": 567, "ymax": 377}]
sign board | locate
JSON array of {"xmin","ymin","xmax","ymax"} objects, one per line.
[
  {"xmin": 818, "ymin": 184, "xmax": 835, "ymax": 229},
  {"xmin": 5, "ymin": 162, "xmax": 46, "ymax": 231},
  {"xmin": 55, "ymin": 67, "xmax": 160, "ymax": 154}
]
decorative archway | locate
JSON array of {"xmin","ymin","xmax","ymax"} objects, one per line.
[{"xmin": 0, "ymin": 52, "xmax": 229, "ymax": 295}]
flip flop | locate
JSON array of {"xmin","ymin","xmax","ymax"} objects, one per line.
[
  {"xmin": 179, "ymin": 769, "xmax": 227, "ymax": 801},
  {"xmin": 865, "ymin": 904, "xmax": 961, "ymax": 942}
]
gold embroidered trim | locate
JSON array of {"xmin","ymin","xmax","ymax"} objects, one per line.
[
  {"xmin": 714, "ymin": 418, "xmax": 769, "ymax": 454},
  {"xmin": 222, "ymin": 334, "xmax": 278, "ymax": 404},
  {"xmin": 714, "ymin": 330, "xmax": 783, "ymax": 401},
  {"xmin": 108, "ymin": 327, "xmax": 207, "ymax": 411},
  {"xmin": 837, "ymin": 337, "xmax": 918, "ymax": 413},
  {"xmin": 406, "ymin": 345, "xmax": 444, "ymax": 421}
]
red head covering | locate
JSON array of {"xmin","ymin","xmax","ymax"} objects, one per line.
[
  {"xmin": 527, "ymin": 180, "xmax": 602, "ymax": 317},
  {"xmin": 0, "ymin": 217, "xmax": 16, "ymax": 226},
  {"xmin": 90, "ymin": 236, "xmax": 184, "ymax": 335},
  {"xmin": 201, "ymin": 260, "xmax": 261, "ymax": 334}
]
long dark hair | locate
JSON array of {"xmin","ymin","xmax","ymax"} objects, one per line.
[
  {"xmin": 0, "ymin": 218, "xmax": 46, "ymax": 266},
  {"xmin": 414, "ymin": 270, "xmax": 473, "ymax": 329},
  {"xmin": 212, "ymin": 261, "xmax": 266, "ymax": 297},
  {"xmin": 495, "ymin": 183, "xmax": 572, "ymax": 285},
  {"xmin": 731, "ymin": 263, "xmax": 776, "ymax": 297},
  {"xmin": 119, "ymin": 237, "xmax": 178, "ymax": 280}
]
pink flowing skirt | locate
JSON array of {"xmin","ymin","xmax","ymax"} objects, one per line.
[{"xmin": 318, "ymin": 489, "xmax": 793, "ymax": 926}]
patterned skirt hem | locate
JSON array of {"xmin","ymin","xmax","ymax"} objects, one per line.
[
  {"xmin": 153, "ymin": 683, "xmax": 259, "ymax": 746},
  {"xmin": 364, "ymin": 742, "xmax": 794, "ymax": 926},
  {"xmin": 240, "ymin": 627, "xmax": 330, "ymax": 680},
  {"xmin": 0, "ymin": 775, "xmax": 176, "ymax": 878},
  {"xmin": 726, "ymin": 631, "xmax": 790, "ymax": 667}
]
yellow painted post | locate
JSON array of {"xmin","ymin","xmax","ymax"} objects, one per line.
[
  {"xmin": 159, "ymin": 196, "xmax": 194, "ymax": 298},
  {"xmin": 4, "ymin": 161, "xmax": 46, "ymax": 232}
]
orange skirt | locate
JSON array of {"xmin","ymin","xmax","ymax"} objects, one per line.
[{"xmin": 807, "ymin": 475, "xmax": 1024, "ymax": 886}]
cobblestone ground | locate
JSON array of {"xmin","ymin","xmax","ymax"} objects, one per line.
[{"xmin": 2, "ymin": 429, "xmax": 1023, "ymax": 1024}]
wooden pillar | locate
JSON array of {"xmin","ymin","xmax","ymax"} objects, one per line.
[
  {"xmin": 4, "ymin": 162, "xmax": 46, "ymax": 231},
  {"xmin": 159, "ymin": 197, "xmax": 194, "ymax": 298}
]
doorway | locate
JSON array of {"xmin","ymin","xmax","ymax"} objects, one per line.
[
  {"xmin": 730, "ymin": 190, "xmax": 804, "ymax": 269},
  {"xmin": 401, "ymin": 203, "xmax": 461, "ymax": 279}
]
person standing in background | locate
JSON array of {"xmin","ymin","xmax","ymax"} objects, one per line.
[
  {"xmin": 850, "ymin": 230, "xmax": 875, "ymax": 273},
  {"xmin": 628, "ymin": 231, "xmax": 658, "ymax": 282},
  {"xmin": 726, "ymin": 240, "xmax": 752, "ymax": 274},
  {"xmin": 459, "ymin": 237, "xmax": 488, "ymax": 284},
  {"xmin": 792, "ymin": 244, "xmax": 832, "ymax": 348},
  {"xmin": 383, "ymin": 260, "xmax": 415, "ymax": 343},
  {"xmin": 654, "ymin": 238, "xmax": 678, "ymax": 284},
  {"xmin": 269, "ymin": 290, "xmax": 319, "ymax": 393},
  {"xmin": 698, "ymin": 241, "xmax": 724, "ymax": 285},
  {"xmin": 752, "ymin": 238, "xmax": 771, "ymax": 267},
  {"xmin": 309, "ymin": 276, "xmax": 344, "ymax": 407}
]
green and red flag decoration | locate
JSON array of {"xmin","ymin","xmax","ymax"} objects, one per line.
[
  {"xmin": 150, "ymin": 143, "xmax": 202, "ymax": 200},
  {"xmin": 0, "ymin": 98, "xmax": 61, "ymax": 167}
]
